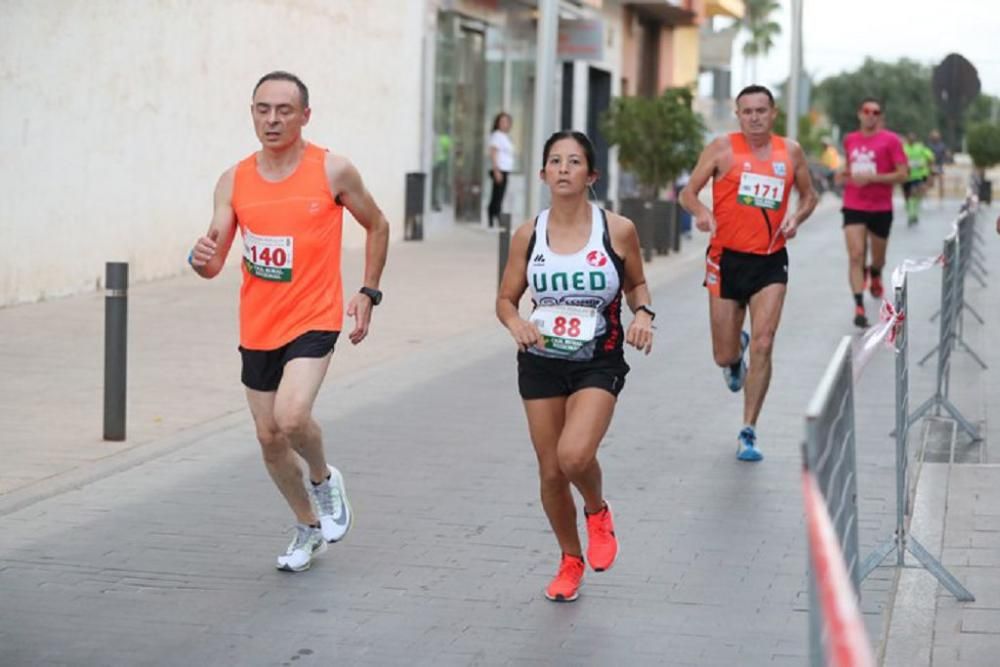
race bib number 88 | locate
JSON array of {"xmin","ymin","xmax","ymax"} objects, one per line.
[
  {"xmin": 243, "ymin": 231, "xmax": 293, "ymax": 282},
  {"xmin": 532, "ymin": 305, "xmax": 598, "ymax": 355},
  {"xmin": 737, "ymin": 172, "xmax": 785, "ymax": 210}
]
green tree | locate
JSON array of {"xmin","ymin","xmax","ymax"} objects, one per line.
[
  {"xmin": 814, "ymin": 58, "xmax": 936, "ymax": 140},
  {"xmin": 964, "ymin": 93, "xmax": 1000, "ymax": 125},
  {"xmin": 742, "ymin": 0, "xmax": 782, "ymax": 83},
  {"xmin": 774, "ymin": 108, "xmax": 824, "ymax": 157},
  {"xmin": 966, "ymin": 122, "xmax": 1000, "ymax": 174},
  {"xmin": 600, "ymin": 87, "xmax": 705, "ymax": 198}
]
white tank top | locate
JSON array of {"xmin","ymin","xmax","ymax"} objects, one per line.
[{"xmin": 525, "ymin": 203, "xmax": 624, "ymax": 361}]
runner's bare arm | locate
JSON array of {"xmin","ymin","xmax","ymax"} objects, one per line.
[
  {"xmin": 497, "ymin": 221, "xmax": 541, "ymax": 351},
  {"xmin": 610, "ymin": 213, "xmax": 654, "ymax": 355},
  {"xmin": 190, "ymin": 167, "xmax": 238, "ymax": 279},
  {"xmin": 326, "ymin": 154, "xmax": 390, "ymax": 290},
  {"xmin": 326, "ymin": 153, "xmax": 390, "ymax": 345},
  {"xmin": 680, "ymin": 138, "xmax": 725, "ymax": 233},
  {"xmin": 780, "ymin": 141, "xmax": 819, "ymax": 238}
]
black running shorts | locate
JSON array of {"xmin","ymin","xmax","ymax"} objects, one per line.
[
  {"xmin": 711, "ymin": 247, "xmax": 789, "ymax": 307},
  {"xmin": 239, "ymin": 330, "xmax": 339, "ymax": 392},
  {"xmin": 902, "ymin": 178, "xmax": 926, "ymax": 197},
  {"xmin": 517, "ymin": 351, "xmax": 630, "ymax": 400},
  {"xmin": 842, "ymin": 207, "xmax": 893, "ymax": 239}
]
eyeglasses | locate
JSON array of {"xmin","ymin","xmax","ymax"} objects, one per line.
[{"xmin": 861, "ymin": 107, "xmax": 882, "ymax": 116}]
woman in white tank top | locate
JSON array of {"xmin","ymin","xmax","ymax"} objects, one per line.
[{"xmin": 495, "ymin": 130, "xmax": 656, "ymax": 602}]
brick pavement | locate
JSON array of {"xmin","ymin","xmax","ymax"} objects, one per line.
[{"xmin": 1, "ymin": 199, "xmax": 996, "ymax": 666}]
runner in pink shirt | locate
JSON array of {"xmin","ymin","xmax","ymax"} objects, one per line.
[{"xmin": 839, "ymin": 97, "xmax": 908, "ymax": 327}]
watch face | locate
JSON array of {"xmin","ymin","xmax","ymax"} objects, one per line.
[{"xmin": 361, "ymin": 287, "xmax": 382, "ymax": 305}]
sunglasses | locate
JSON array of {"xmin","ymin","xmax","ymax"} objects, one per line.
[{"xmin": 861, "ymin": 107, "xmax": 882, "ymax": 116}]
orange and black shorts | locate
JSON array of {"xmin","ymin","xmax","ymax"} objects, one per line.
[{"xmin": 704, "ymin": 246, "xmax": 788, "ymax": 306}]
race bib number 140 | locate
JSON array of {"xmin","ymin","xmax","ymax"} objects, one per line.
[
  {"xmin": 531, "ymin": 305, "xmax": 598, "ymax": 355},
  {"xmin": 243, "ymin": 231, "xmax": 293, "ymax": 282}
]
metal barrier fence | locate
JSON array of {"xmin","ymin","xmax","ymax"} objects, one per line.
[
  {"xmin": 802, "ymin": 462, "xmax": 876, "ymax": 667},
  {"xmin": 804, "ymin": 336, "xmax": 861, "ymax": 667},
  {"xmin": 909, "ymin": 212, "xmax": 982, "ymax": 440},
  {"xmin": 954, "ymin": 207, "xmax": 987, "ymax": 367},
  {"xmin": 921, "ymin": 205, "xmax": 986, "ymax": 370},
  {"xmin": 805, "ymin": 196, "xmax": 981, "ymax": 663},
  {"xmin": 859, "ymin": 272, "xmax": 974, "ymax": 600}
]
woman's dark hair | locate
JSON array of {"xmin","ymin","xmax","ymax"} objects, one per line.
[
  {"xmin": 541, "ymin": 130, "xmax": 597, "ymax": 175},
  {"xmin": 253, "ymin": 71, "xmax": 309, "ymax": 109},
  {"xmin": 492, "ymin": 112, "xmax": 511, "ymax": 131}
]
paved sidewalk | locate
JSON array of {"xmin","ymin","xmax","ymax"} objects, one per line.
[
  {"xmin": 0, "ymin": 222, "xmax": 700, "ymax": 509},
  {"xmin": 0, "ymin": 199, "xmax": 996, "ymax": 665}
]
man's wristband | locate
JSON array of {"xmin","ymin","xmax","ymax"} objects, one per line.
[{"xmin": 187, "ymin": 250, "xmax": 194, "ymax": 266}]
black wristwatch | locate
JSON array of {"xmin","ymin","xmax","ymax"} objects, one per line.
[
  {"xmin": 635, "ymin": 304, "xmax": 656, "ymax": 320},
  {"xmin": 359, "ymin": 286, "xmax": 383, "ymax": 306}
]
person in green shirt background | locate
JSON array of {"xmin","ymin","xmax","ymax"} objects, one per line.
[{"xmin": 902, "ymin": 132, "xmax": 936, "ymax": 225}]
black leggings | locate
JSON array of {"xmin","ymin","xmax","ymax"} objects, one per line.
[{"xmin": 487, "ymin": 171, "xmax": 509, "ymax": 227}]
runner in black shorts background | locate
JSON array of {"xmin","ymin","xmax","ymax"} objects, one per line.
[
  {"xmin": 680, "ymin": 85, "xmax": 817, "ymax": 462},
  {"xmin": 838, "ymin": 98, "xmax": 908, "ymax": 327},
  {"xmin": 841, "ymin": 209, "xmax": 893, "ymax": 240}
]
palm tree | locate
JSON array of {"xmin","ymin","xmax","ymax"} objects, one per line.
[{"xmin": 742, "ymin": 0, "xmax": 782, "ymax": 84}]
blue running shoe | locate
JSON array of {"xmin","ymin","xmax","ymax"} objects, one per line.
[
  {"xmin": 736, "ymin": 427, "xmax": 763, "ymax": 462},
  {"xmin": 722, "ymin": 331, "xmax": 750, "ymax": 392}
]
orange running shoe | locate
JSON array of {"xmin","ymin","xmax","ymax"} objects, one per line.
[
  {"xmin": 869, "ymin": 275, "xmax": 884, "ymax": 299},
  {"xmin": 585, "ymin": 503, "xmax": 619, "ymax": 572},
  {"xmin": 545, "ymin": 553, "xmax": 584, "ymax": 602}
]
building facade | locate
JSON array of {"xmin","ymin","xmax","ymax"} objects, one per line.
[
  {"xmin": 425, "ymin": 0, "xmax": 624, "ymax": 228},
  {"xmin": 2, "ymin": 0, "xmax": 425, "ymax": 306},
  {"xmin": 2, "ymin": 0, "xmax": 742, "ymax": 306}
]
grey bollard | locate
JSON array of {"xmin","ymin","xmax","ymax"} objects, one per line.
[
  {"xmin": 103, "ymin": 262, "xmax": 128, "ymax": 441},
  {"xmin": 640, "ymin": 202, "xmax": 654, "ymax": 262},
  {"xmin": 404, "ymin": 172, "xmax": 426, "ymax": 241},
  {"xmin": 498, "ymin": 213, "xmax": 511, "ymax": 288}
]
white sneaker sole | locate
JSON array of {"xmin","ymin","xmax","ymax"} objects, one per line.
[{"xmin": 276, "ymin": 540, "xmax": 328, "ymax": 573}]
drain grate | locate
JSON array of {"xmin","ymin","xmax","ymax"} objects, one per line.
[{"xmin": 918, "ymin": 416, "xmax": 985, "ymax": 463}]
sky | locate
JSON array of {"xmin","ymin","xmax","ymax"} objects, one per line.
[{"xmin": 727, "ymin": 0, "xmax": 1000, "ymax": 99}]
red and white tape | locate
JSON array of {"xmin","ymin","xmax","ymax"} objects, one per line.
[
  {"xmin": 802, "ymin": 468, "xmax": 875, "ymax": 667},
  {"xmin": 851, "ymin": 255, "xmax": 942, "ymax": 382}
]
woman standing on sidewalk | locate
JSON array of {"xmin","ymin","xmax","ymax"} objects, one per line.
[
  {"xmin": 496, "ymin": 130, "xmax": 655, "ymax": 602},
  {"xmin": 487, "ymin": 112, "xmax": 515, "ymax": 228}
]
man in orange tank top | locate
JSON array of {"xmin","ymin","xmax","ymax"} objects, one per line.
[
  {"xmin": 188, "ymin": 71, "xmax": 390, "ymax": 572},
  {"xmin": 680, "ymin": 85, "xmax": 817, "ymax": 462}
]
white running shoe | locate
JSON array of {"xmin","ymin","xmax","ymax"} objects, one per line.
[
  {"xmin": 276, "ymin": 524, "xmax": 327, "ymax": 572},
  {"xmin": 312, "ymin": 464, "xmax": 353, "ymax": 543}
]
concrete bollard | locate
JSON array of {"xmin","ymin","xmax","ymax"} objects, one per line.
[{"xmin": 103, "ymin": 262, "xmax": 128, "ymax": 441}]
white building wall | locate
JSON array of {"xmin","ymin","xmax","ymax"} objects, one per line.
[{"xmin": 0, "ymin": 0, "xmax": 424, "ymax": 305}]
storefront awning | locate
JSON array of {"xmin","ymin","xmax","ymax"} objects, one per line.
[{"xmin": 625, "ymin": 1, "xmax": 697, "ymax": 27}]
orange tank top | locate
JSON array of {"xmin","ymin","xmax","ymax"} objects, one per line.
[
  {"xmin": 711, "ymin": 133, "xmax": 794, "ymax": 255},
  {"xmin": 231, "ymin": 143, "xmax": 344, "ymax": 350}
]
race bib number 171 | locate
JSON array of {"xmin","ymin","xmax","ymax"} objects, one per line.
[
  {"xmin": 243, "ymin": 231, "xmax": 293, "ymax": 282},
  {"xmin": 737, "ymin": 172, "xmax": 785, "ymax": 210}
]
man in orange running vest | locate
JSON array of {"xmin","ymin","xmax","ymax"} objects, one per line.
[
  {"xmin": 680, "ymin": 85, "xmax": 817, "ymax": 462},
  {"xmin": 188, "ymin": 71, "xmax": 390, "ymax": 572}
]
